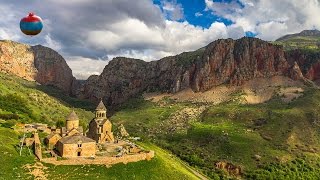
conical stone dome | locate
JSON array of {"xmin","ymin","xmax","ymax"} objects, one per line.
[
  {"xmin": 96, "ymin": 100, "xmax": 107, "ymax": 111},
  {"xmin": 67, "ymin": 111, "xmax": 79, "ymax": 121}
]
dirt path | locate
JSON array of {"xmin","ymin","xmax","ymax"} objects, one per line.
[
  {"xmin": 23, "ymin": 162, "xmax": 48, "ymax": 180},
  {"xmin": 182, "ymin": 162, "xmax": 209, "ymax": 180}
]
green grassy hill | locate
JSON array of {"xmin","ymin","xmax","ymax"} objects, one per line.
[
  {"xmin": 0, "ymin": 73, "xmax": 94, "ymax": 128},
  {"xmin": 0, "ymin": 127, "xmax": 200, "ymax": 179},
  {"xmin": 0, "ymin": 73, "xmax": 203, "ymax": 180},
  {"xmin": 274, "ymin": 30, "xmax": 320, "ymax": 51},
  {"xmin": 111, "ymin": 88, "xmax": 320, "ymax": 179}
]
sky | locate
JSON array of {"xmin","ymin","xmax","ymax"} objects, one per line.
[{"xmin": 1, "ymin": 0, "xmax": 320, "ymax": 79}]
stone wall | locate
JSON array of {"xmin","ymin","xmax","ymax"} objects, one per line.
[
  {"xmin": 33, "ymin": 133, "xmax": 42, "ymax": 160},
  {"xmin": 41, "ymin": 151, "xmax": 155, "ymax": 165},
  {"xmin": 57, "ymin": 142, "xmax": 96, "ymax": 158},
  {"xmin": 45, "ymin": 135, "xmax": 61, "ymax": 150}
]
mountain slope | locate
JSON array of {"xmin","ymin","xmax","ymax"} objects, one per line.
[
  {"xmin": 110, "ymin": 86, "xmax": 320, "ymax": 178},
  {"xmin": 77, "ymin": 38, "xmax": 302, "ymax": 106},
  {"xmin": 275, "ymin": 30, "xmax": 320, "ymax": 50},
  {"xmin": 1, "ymin": 37, "xmax": 319, "ymax": 107},
  {"xmin": 0, "ymin": 72, "xmax": 93, "ymax": 125},
  {"xmin": 0, "ymin": 40, "xmax": 76, "ymax": 94},
  {"xmin": 0, "ymin": 73, "xmax": 204, "ymax": 179}
]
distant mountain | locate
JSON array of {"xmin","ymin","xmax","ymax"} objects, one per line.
[
  {"xmin": 276, "ymin": 30, "xmax": 320, "ymax": 41},
  {"xmin": 275, "ymin": 30, "xmax": 320, "ymax": 50},
  {"xmin": 2, "ymin": 37, "xmax": 320, "ymax": 106},
  {"xmin": 77, "ymin": 37, "xmax": 313, "ymax": 106}
]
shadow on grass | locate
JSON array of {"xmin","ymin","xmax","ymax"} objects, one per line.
[{"xmin": 36, "ymin": 85, "xmax": 95, "ymax": 111}]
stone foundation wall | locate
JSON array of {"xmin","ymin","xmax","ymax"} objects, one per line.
[
  {"xmin": 41, "ymin": 151, "xmax": 155, "ymax": 165},
  {"xmin": 33, "ymin": 133, "xmax": 42, "ymax": 160}
]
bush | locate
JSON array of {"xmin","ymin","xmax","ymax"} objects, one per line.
[
  {"xmin": 1, "ymin": 119, "xmax": 17, "ymax": 128},
  {"xmin": 0, "ymin": 113, "xmax": 19, "ymax": 120}
]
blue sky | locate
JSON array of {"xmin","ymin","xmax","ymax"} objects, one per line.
[
  {"xmin": 1, "ymin": 0, "xmax": 320, "ymax": 79},
  {"xmin": 154, "ymin": 0, "xmax": 233, "ymax": 28},
  {"xmin": 153, "ymin": 0, "xmax": 255, "ymax": 37}
]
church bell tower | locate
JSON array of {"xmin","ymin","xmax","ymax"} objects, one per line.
[{"xmin": 95, "ymin": 99, "xmax": 107, "ymax": 119}]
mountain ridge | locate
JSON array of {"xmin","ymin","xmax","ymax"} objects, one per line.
[
  {"xmin": 276, "ymin": 30, "xmax": 320, "ymax": 41},
  {"xmin": 76, "ymin": 37, "xmax": 310, "ymax": 105},
  {"xmin": 1, "ymin": 35, "xmax": 320, "ymax": 106}
]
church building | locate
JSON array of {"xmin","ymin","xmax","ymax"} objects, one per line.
[
  {"xmin": 87, "ymin": 100, "xmax": 115, "ymax": 144},
  {"xmin": 46, "ymin": 111, "xmax": 96, "ymax": 158}
]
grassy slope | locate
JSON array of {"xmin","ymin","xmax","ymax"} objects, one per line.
[
  {"xmin": 0, "ymin": 73, "xmax": 94, "ymax": 127},
  {"xmin": 0, "ymin": 127, "xmax": 34, "ymax": 179},
  {"xmin": 274, "ymin": 36, "xmax": 320, "ymax": 51},
  {"xmin": 111, "ymin": 88, "xmax": 320, "ymax": 179},
  {"xmin": 0, "ymin": 127, "xmax": 199, "ymax": 180},
  {"xmin": 46, "ymin": 143, "xmax": 199, "ymax": 180},
  {"xmin": 0, "ymin": 73, "xmax": 201, "ymax": 180}
]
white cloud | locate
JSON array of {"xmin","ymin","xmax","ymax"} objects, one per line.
[
  {"xmin": 161, "ymin": 0, "xmax": 184, "ymax": 21},
  {"xmin": 205, "ymin": 0, "xmax": 320, "ymax": 40},
  {"xmin": 86, "ymin": 18, "xmax": 165, "ymax": 52},
  {"xmin": 195, "ymin": 12, "xmax": 203, "ymax": 17},
  {"xmin": 0, "ymin": 0, "xmax": 247, "ymax": 80},
  {"xmin": 66, "ymin": 56, "xmax": 108, "ymax": 80}
]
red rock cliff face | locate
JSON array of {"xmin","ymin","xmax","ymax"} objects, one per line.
[
  {"xmin": 76, "ymin": 38, "xmax": 294, "ymax": 105},
  {"xmin": 191, "ymin": 38, "xmax": 289, "ymax": 91},
  {"xmin": 0, "ymin": 40, "xmax": 75, "ymax": 94},
  {"xmin": 31, "ymin": 45, "xmax": 75, "ymax": 93},
  {"xmin": 286, "ymin": 50, "xmax": 320, "ymax": 82},
  {"xmin": 0, "ymin": 40, "xmax": 37, "ymax": 81}
]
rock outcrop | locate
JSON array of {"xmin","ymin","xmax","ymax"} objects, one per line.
[
  {"xmin": 191, "ymin": 38, "xmax": 289, "ymax": 91},
  {"xmin": 0, "ymin": 40, "xmax": 75, "ymax": 94},
  {"xmin": 76, "ymin": 38, "xmax": 295, "ymax": 105},
  {"xmin": 2, "ymin": 37, "xmax": 320, "ymax": 106},
  {"xmin": 0, "ymin": 40, "xmax": 37, "ymax": 81},
  {"xmin": 286, "ymin": 49, "xmax": 320, "ymax": 84},
  {"xmin": 32, "ymin": 45, "xmax": 75, "ymax": 93}
]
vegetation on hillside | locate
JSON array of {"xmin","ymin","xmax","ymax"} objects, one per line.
[
  {"xmin": 0, "ymin": 126, "xmax": 202, "ymax": 180},
  {"xmin": 111, "ymin": 87, "xmax": 320, "ymax": 179},
  {"xmin": 175, "ymin": 47, "xmax": 205, "ymax": 67},
  {"xmin": 274, "ymin": 34, "xmax": 320, "ymax": 51},
  {"xmin": 0, "ymin": 73, "xmax": 94, "ymax": 128},
  {"xmin": 0, "ymin": 73, "xmax": 203, "ymax": 179}
]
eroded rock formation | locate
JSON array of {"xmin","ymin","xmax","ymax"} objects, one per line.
[
  {"xmin": 76, "ymin": 38, "xmax": 301, "ymax": 105},
  {"xmin": 0, "ymin": 40, "xmax": 75, "ymax": 94},
  {"xmin": 2, "ymin": 38, "xmax": 320, "ymax": 106}
]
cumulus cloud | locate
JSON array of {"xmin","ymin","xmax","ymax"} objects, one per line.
[
  {"xmin": 66, "ymin": 56, "xmax": 109, "ymax": 80},
  {"xmin": 161, "ymin": 0, "xmax": 184, "ymax": 21},
  {"xmin": 205, "ymin": 0, "xmax": 320, "ymax": 40}
]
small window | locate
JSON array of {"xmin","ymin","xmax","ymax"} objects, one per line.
[{"xmin": 78, "ymin": 144, "xmax": 82, "ymax": 148}]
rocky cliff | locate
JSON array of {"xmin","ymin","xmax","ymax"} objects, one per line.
[
  {"xmin": 0, "ymin": 40, "xmax": 75, "ymax": 94},
  {"xmin": 286, "ymin": 49, "xmax": 320, "ymax": 83},
  {"xmin": 76, "ymin": 38, "xmax": 303, "ymax": 105},
  {"xmin": 0, "ymin": 40, "xmax": 37, "ymax": 81},
  {"xmin": 32, "ymin": 45, "xmax": 75, "ymax": 93},
  {"xmin": 2, "ymin": 37, "xmax": 320, "ymax": 106}
]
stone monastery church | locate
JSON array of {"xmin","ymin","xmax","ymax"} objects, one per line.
[{"xmin": 45, "ymin": 100, "xmax": 114, "ymax": 157}]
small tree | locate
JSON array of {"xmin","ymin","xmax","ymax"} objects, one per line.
[{"xmin": 56, "ymin": 120, "xmax": 64, "ymax": 128}]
